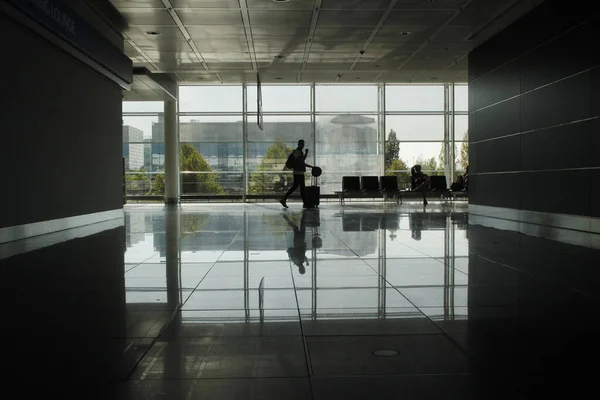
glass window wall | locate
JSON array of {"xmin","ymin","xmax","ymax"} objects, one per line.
[
  {"xmin": 122, "ymin": 83, "xmax": 468, "ymax": 198},
  {"xmin": 122, "ymin": 102, "xmax": 165, "ymax": 197}
]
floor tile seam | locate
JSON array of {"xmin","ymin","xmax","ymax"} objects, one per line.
[
  {"xmin": 322, "ymin": 227, "xmax": 381, "ymax": 277},
  {"xmin": 125, "ymin": 373, "xmax": 311, "ymax": 381},
  {"xmin": 302, "ymin": 332, "xmax": 447, "ymax": 338},
  {"xmin": 124, "ymin": 253, "xmax": 161, "ymax": 274},
  {"xmin": 308, "ymin": 372, "xmax": 474, "ymax": 379},
  {"xmin": 376, "ymin": 275, "xmax": 473, "ymax": 359},
  {"xmin": 181, "ymin": 229, "xmax": 244, "ymax": 307},
  {"xmin": 288, "ymin": 257, "xmax": 317, "ymax": 396},
  {"xmin": 120, "ymin": 376, "xmax": 313, "ymax": 381}
]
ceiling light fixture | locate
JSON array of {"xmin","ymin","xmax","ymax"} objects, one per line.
[{"xmin": 146, "ymin": 31, "xmax": 161, "ymax": 36}]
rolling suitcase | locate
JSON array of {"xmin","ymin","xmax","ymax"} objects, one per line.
[{"xmin": 304, "ymin": 176, "xmax": 320, "ymax": 208}]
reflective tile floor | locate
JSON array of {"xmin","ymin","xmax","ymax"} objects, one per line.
[{"xmin": 1, "ymin": 203, "xmax": 599, "ymax": 399}]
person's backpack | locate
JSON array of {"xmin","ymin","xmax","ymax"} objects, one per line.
[{"xmin": 285, "ymin": 151, "xmax": 296, "ymax": 169}]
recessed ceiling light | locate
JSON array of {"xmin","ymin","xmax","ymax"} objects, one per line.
[{"xmin": 146, "ymin": 31, "xmax": 161, "ymax": 36}]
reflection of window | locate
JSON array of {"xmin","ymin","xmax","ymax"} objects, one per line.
[{"xmin": 385, "ymin": 85, "xmax": 444, "ymax": 111}]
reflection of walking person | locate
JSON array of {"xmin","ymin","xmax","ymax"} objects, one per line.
[
  {"xmin": 282, "ymin": 213, "xmax": 308, "ymax": 274},
  {"xmin": 280, "ymin": 139, "xmax": 313, "ymax": 208}
]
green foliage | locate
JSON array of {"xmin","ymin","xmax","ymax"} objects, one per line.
[
  {"xmin": 384, "ymin": 129, "xmax": 400, "ymax": 168},
  {"xmin": 249, "ymin": 139, "xmax": 295, "ymax": 195},
  {"xmin": 151, "ymin": 144, "xmax": 225, "ymax": 195},
  {"xmin": 180, "ymin": 144, "xmax": 224, "ymax": 195},
  {"xmin": 152, "ymin": 171, "xmax": 165, "ymax": 195},
  {"xmin": 180, "ymin": 214, "xmax": 210, "ymax": 239},
  {"xmin": 385, "ymin": 158, "xmax": 411, "ymax": 188},
  {"xmin": 125, "ymin": 167, "xmax": 152, "ymax": 195},
  {"xmin": 459, "ymin": 131, "xmax": 469, "ymax": 171},
  {"xmin": 416, "ymin": 156, "xmax": 440, "ymax": 176}
]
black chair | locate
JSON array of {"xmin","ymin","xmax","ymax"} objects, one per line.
[
  {"xmin": 380, "ymin": 176, "xmax": 398, "ymax": 192},
  {"xmin": 361, "ymin": 176, "xmax": 380, "ymax": 194},
  {"xmin": 429, "ymin": 175, "xmax": 447, "ymax": 191},
  {"xmin": 342, "ymin": 176, "xmax": 361, "ymax": 192},
  {"xmin": 380, "ymin": 175, "xmax": 399, "ymax": 203}
]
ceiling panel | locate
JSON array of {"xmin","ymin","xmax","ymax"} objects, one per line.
[
  {"xmin": 195, "ymin": 39, "xmax": 249, "ymax": 52},
  {"xmin": 322, "ymin": 0, "xmax": 391, "ymax": 9},
  {"xmin": 449, "ymin": 1, "xmax": 512, "ymax": 27},
  {"xmin": 248, "ymin": 10, "xmax": 313, "ymax": 25},
  {"xmin": 309, "ymin": 41, "xmax": 364, "ymax": 52},
  {"xmin": 124, "ymin": 42, "xmax": 139, "ymax": 57},
  {"xmin": 247, "ymin": 0, "xmax": 314, "ymax": 10},
  {"xmin": 337, "ymin": 72, "xmax": 382, "ymax": 82},
  {"xmin": 111, "ymin": 0, "xmax": 165, "ymax": 8},
  {"xmin": 318, "ymin": 9, "xmax": 385, "ymax": 26},
  {"xmin": 205, "ymin": 62, "xmax": 253, "ymax": 70},
  {"xmin": 125, "ymin": 26, "xmax": 185, "ymax": 40},
  {"xmin": 186, "ymin": 25, "xmax": 246, "ymax": 39},
  {"xmin": 177, "ymin": 9, "xmax": 244, "ymax": 25},
  {"xmin": 118, "ymin": 9, "xmax": 174, "ymax": 25},
  {"xmin": 115, "ymin": 0, "xmax": 535, "ymax": 83},
  {"xmin": 252, "ymin": 25, "xmax": 310, "ymax": 39},
  {"xmin": 171, "ymin": 0, "xmax": 240, "ymax": 8},
  {"xmin": 385, "ymin": 9, "xmax": 456, "ymax": 26},
  {"xmin": 394, "ymin": 0, "xmax": 463, "ymax": 9},
  {"xmin": 374, "ymin": 26, "xmax": 432, "ymax": 41},
  {"xmin": 313, "ymin": 27, "xmax": 373, "ymax": 41},
  {"xmin": 131, "ymin": 39, "xmax": 191, "ymax": 52},
  {"xmin": 431, "ymin": 26, "xmax": 477, "ymax": 42}
]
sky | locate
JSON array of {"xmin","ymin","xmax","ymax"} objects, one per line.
[{"xmin": 123, "ymin": 84, "xmax": 468, "ymax": 167}]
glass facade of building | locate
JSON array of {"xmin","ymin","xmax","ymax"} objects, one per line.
[{"xmin": 123, "ymin": 84, "xmax": 468, "ymax": 197}]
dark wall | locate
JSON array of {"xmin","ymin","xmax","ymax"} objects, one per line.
[
  {"xmin": 0, "ymin": 15, "xmax": 123, "ymax": 228},
  {"xmin": 468, "ymin": 0, "xmax": 600, "ymax": 218}
]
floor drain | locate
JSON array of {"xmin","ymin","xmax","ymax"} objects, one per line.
[{"xmin": 372, "ymin": 349, "xmax": 399, "ymax": 357}]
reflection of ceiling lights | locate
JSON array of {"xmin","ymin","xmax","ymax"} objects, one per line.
[{"xmin": 146, "ymin": 31, "xmax": 161, "ymax": 35}]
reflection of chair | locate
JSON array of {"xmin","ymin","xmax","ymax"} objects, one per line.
[
  {"xmin": 342, "ymin": 214, "xmax": 361, "ymax": 231},
  {"xmin": 361, "ymin": 214, "xmax": 380, "ymax": 231}
]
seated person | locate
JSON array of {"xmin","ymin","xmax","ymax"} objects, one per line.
[
  {"xmin": 451, "ymin": 166, "xmax": 469, "ymax": 192},
  {"xmin": 410, "ymin": 164, "xmax": 430, "ymax": 205}
]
